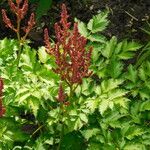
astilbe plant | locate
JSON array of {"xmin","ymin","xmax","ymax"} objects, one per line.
[
  {"xmin": 1, "ymin": 0, "xmax": 35, "ymax": 66},
  {"xmin": 44, "ymin": 4, "xmax": 92, "ymax": 149},
  {"xmin": 0, "ymin": 78, "xmax": 5, "ymax": 117},
  {"xmin": 44, "ymin": 4, "xmax": 92, "ymax": 102}
]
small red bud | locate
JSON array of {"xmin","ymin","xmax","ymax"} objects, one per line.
[{"xmin": 64, "ymin": 101, "xmax": 70, "ymax": 106}]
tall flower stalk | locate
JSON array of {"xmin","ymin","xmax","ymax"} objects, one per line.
[
  {"xmin": 44, "ymin": 4, "xmax": 92, "ymax": 149},
  {"xmin": 44, "ymin": 4, "xmax": 92, "ymax": 98},
  {"xmin": 1, "ymin": 0, "xmax": 35, "ymax": 67}
]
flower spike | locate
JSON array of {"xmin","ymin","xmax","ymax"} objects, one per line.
[
  {"xmin": 24, "ymin": 13, "xmax": 35, "ymax": 34},
  {"xmin": 44, "ymin": 4, "xmax": 92, "ymax": 85},
  {"xmin": 1, "ymin": 9, "xmax": 16, "ymax": 32},
  {"xmin": 2, "ymin": 0, "xmax": 34, "ymax": 41},
  {"xmin": 44, "ymin": 28, "xmax": 51, "ymax": 54}
]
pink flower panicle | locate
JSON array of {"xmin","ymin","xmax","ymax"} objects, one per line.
[
  {"xmin": 0, "ymin": 78, "xmax": 5, "ymax": 118},
  {"xmin": 24, "ymin": 13, "xmax": 35, "ymax": 34},
  {"xmin": 8, "ymin": 0, "xmax": 18, "ymax": 14},
  {"xmin": 21, "ymin": 0, "xmax": 28, "ymax": 19},
  {"xmin": 44, "ymin": 28, "xmax": 51, "ymax": 54},
  {"xmin": 1, "ymin": 9, "xmax": 16, "ymax": 32},
  {"xmin": 1, "ymin": 0, "xmax": 34, "ymax": 39},
  {"xmin": 44, "ymin": 4, "xmax": 92, "ymax": 85},
  {"xmin": 8, "ymin": 0, "xmax": 28, "ymax": 19}
]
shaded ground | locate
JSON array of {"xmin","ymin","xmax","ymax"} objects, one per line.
[{"xmin": 0, "ymin": 0, "xmax": 150, "ymax": 47}]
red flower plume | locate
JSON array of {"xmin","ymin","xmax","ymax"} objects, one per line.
[
  {"xmin": 1, "ymin": 0, "xmax": 35, "ymax": 40},
  {"xmin": 44, "ymin": 4, "xmax": 92, "ymax": 85}
]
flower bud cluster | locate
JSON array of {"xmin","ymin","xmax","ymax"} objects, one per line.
[
  {"xmin": 1, "ymin": 0, "xmax": 35, "ymax": 39},
  {"xmin": 44, "ymin": 4, "xmax": 92, "ymax": 85}
]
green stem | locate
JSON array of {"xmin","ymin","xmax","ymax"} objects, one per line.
[
  {"xmin": 64, "ymin": 79, "xmax": 73, "ymax": 99},
  {"xmin": 16, "ymin": 16, "xmax": 23, "ymax": 68},
  {"xmin": 53, "ymin": 129, "xmax": 56, "ymax": 150},
  {"xmin": 69, "ymin": 84, "xmax": 73, "ymax": 98},
  {"xmin": 70, "ymin": 84, "xmax": 79, "ymax": 103},
  {"xmin": 16, "ymin": 44, "xmax": 23, "ymax": 68},
  {"xmin": 31, "ymin": 124, "xmax": 44, "ymax": 137},
  {"xmin": 16, "ymin": 16, "xmax": 21, "ymax": 41},
  {"xmin": 57, "ymin": 122, "xmax": 64, "ymax": 150},
  {"xmin": 57, "ymin": 103, "xmax": 65, "ymax": 150},
  {"xmin": 73, "ymin": 84, "xmax": 78, "ymax": 93}
]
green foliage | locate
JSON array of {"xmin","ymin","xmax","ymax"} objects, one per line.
[
  {"xmin": 0, "ymin": 10, "xmax": 150, "ymax": 150},
  {"xmin": 101, "ymin": 36, "xmax": 142, "ymax": 59},
  {"xmin": 36, "ymin": 0, "xmax": 52, "ymax": 20},
  {"xmin": 141, "ymin": 21, "xmax": 150, "ymax": 36},
  {"xmin": 30, "ymin": 0, "xmax": 53, "ymax": 20},
  {"xmin": 85, "ymin": 79, "xmax": 128, "ymax": 115},
  {"xmin": 76, "ymin": 11, "xmax": 149, "ymax": 150},
  {"xmin": 76, "ymin": 11, "xmax": 109, "ymax": 43},
  {"xmin": 87, "ymin": 11, "xmax": 109, "ymax": 33}
]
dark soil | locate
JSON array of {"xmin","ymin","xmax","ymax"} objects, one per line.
[{"xmin": 1, "ymin": 0, "xmax": 150, "ymax": 47}]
